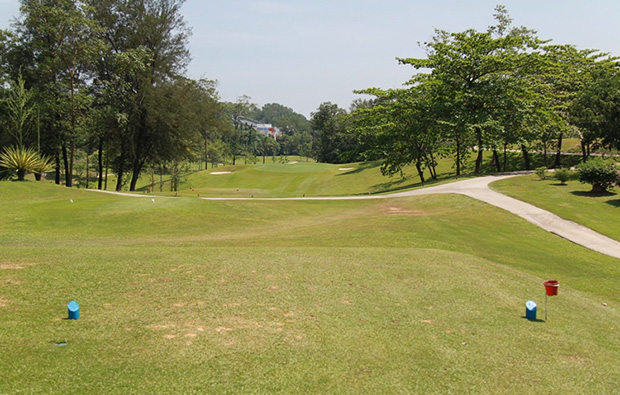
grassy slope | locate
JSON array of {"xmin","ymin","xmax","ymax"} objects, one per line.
[
  {"xmin": 491, "ymin": 173, "xmax": 620, "ymax": 241},
  {"xmin": 144, "ymin": 156, "xmax": 475, "ymax": 198},
  {"xmin": 1, "ymin": 181, "xmax": 618, "ymax": 394}
]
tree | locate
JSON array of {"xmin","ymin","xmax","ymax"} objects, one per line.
[
  {"xmin": 397, "ymin": 6, "xmax": 541, "ymax": 174},
  {"xmin": 310, "ymin": 102, "xmax": 353, "ymax": 163},
  {"xmin": 249, "ymin": 103, "xmax": 310, "ymax": 135},
  {"xmin": 87, "ymin": 0, "xmax": 192, "ymax": 191},
  {"xmin": 570, "ymin": 57, "xmax": 620, "ymax": 154},
  {"xmin": 288, "ymin": 131, "xmax": 312, "ymax": 160},
  {"xmin": 353, "ymin": 85, "xmax": 440, "ymax": 182},
  {"xmin": 16, "ymin": 0, "xmax": 106, "ymax": 187},
  {"xmin": 224, "ymin": 95, "xmax": 257, "ymax": 166},
  {"xmin": 577, "ymin": 158, "xmax": 620, "ymax": 193},
  {"xmin": 3, "ymin": 73, "xmax": 37, "ymax": 147}
]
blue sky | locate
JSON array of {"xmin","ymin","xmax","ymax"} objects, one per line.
[{"xmin": 2, "ymin": 0, "xmax": 620, "ymax": 117}]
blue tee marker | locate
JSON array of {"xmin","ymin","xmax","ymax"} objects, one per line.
[
  {"xmin": 525, "ymin": 300, "xmax": 537, "ymax": 320},
  {"xmin": 67, "ymin": 300, "xmax": 79, "ymax": 320}
]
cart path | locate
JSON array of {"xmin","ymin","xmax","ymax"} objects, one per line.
[{"xmin": 89, "ymin": 173, "xmax": 620, "ymax": 259}]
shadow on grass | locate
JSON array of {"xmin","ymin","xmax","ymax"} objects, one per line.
[
  {"xmin": 521, "ymin": 316, "xmax": 546, "ymax": 323},
  {"xmin": 335, "ymin": 161, "xmax": 381, "ymax": 176},
  {"xmin": 605, "ymin": 199, "xmax": 620, "ymax": 207},
  {"xmin": 364, "ymin": 173, "xmax": 478, "ymax": 195},
  {"xmin": 571, "ymin": 190, "xmax": 617, "ymax": 198}
]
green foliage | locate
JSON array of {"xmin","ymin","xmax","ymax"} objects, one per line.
[
  {"xmin": 249, "ymin": 103, "xmax": 310, "ymax": 134},
  {"xmin": 310, "ymin": 102, "xmax": 357, "ymax": 163},
  {"xmin": 0, "ymin": 145, "xmax": 46, "ymax": 180},
  {"xmin": 570, "ymin": 58, "xmax": 620, "ymax": 152},
  {"xmin": 535, "ymin": 167, "xmax": 547, "ymax": 180},
  {"xmin": 554, "ymin": 168, "xmax": 571, "ymax": 184},
  {"xmin": 576, "ymin": 158, "xmax": 620, "ymax": 192},
  {"xmin": 4, "ymin": 73, "xmax": 36, "ymax": 147}
]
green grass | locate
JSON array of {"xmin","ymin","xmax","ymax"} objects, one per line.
[
  {"xmin": 491, "ymin": 173, "xmax": 620, "ymax": 241},
  {"xmin": 1, "ymin": 181, "xmax": 619, "ymax": 394},
  {"xmin": 145, "ymin": 161, "xmax": 441, "ymax": 198}
]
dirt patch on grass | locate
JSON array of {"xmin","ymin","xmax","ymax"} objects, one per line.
[
  {"xmin": 0, "ymin": 297, "xmax": 9, "ymax": 308},
  {"xmin": 383, "ymin": 206, "xmax": 427, "ymax": 216},
  {"xmin": 0, "ymin": 261, "xmax": 37, "ymax": 270}
]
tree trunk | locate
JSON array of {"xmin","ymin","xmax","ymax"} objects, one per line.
[
  {"xmin": 17, "ymin": 169, "xmax": 26, "ymax": 181},
  {"xmin": 429, "ymin": 153, "xmax": 437, "ymax": 180},
  {"xmin": 415, "ymin": 160, "xmax": 425, "ymax": 183},
  {"xmin": 492, "ymin": 150, "xmax": 501, "ymax": 172},
  {"xmin": 474, "ymin": 129, "xmax": 483, "ymax": 174},
  {"xmin": 475, "ymin": 148, "xmax": 483, "ymax": 174},
  {"xmin": 581, "ymin": 141, "xmax": 588, "ymax": 163},
  {"xmin": 159, "ymin": 166, "xmax": 164, "ymax": 192},
  {"xmin": 104, "ymin": 152, "xmax": 109, "ymax": 191},
  {"xmin": 55, "ymin": 153, "xmax": 61, "ymax": 185},
  {"xmin": 204, "ymin": 138, "xmax": 208, "ymax": 171},
  {"xmin": 115, "ymin": 153, "xmax": 125, "ymax": 192},
  {"xmin": 62, "ymin": 143, "xmax": 71, "ymax": 186},
  {"xmin": 503, "ymin": 143, "xmax": 508, "ymax": 172},
  {"xmin": 129, "ymin": 161, "xmax": 143, "ymax": 192},
  {"xmin": 98, "ymin": 138, "xmax": 104, "ymax": 190},
  {"xmin": 455, "ymin": 138, "xmax": 461, "ymax": 176},
  {"xmin": 86, "ymin": 151, "xmax": 89, "ymax": 189},
  {"xmin": 521, "ymin": 144, "xmax": 531, "ymax": 170},
  {"xmin": 553, "ymin": 132, "xmax": 563, "ymax": 169}
]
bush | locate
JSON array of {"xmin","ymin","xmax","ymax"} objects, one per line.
[
  {"xmin": 535, "ymin": 167, "xmax": 547, "ymax": 180},
  {"xmin": 0, "ymin": 145, "xmax": 44, "ymax": 181},
  {"xmin": 554, "ymin": 168, "xmax": 571, "ymax": 185},
  {"xmin": 576, "ymin": 159, "xmax": 620, "ymax": 193}
]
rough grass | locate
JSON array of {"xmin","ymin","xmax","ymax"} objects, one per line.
[
  {"xmin": 1, "ymin": 181, "xmax": 619, "ymax": 394},
  {"xmin": 491, "ymin": 173, "xmax": 620, "ymax": 241}
]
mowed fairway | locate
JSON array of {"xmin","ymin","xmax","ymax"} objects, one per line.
[
  {"xmin": 1, "ymin": 181, "xmax": 619, "ymax": 394},
  {"xmin": 153, "ymin": 160, "xmax": 441, "ymax": 198}
]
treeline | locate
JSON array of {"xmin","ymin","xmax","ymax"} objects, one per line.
[
  {"xmin": 2, "ymin": 4, "xmax": 619, "ymax": 189},
  {"xmin": 0, "ymin": 0, "xmax": 315, "ymax": 190},
  {"xmin": 307, "ymin": 7, "xmax": 620, "ymax": 178},
  {"xmin": 344, "ymin": 6, "xmax": 620, "ymax": 181}
]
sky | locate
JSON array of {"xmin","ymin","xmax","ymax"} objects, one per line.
[{"xmin": 2, "ymin": 0, "xmax": 620, "ymax": 118}]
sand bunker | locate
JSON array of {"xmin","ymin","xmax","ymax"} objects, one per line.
[
  {"xmin": 339, "ymin": 168, "xmax": 354, "ymax": 171},
  {"xmin": 210, "ymin": 171, "xmax": 232, "ymax": 175}
]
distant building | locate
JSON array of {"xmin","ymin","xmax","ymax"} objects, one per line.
[{"xmin": 238, "ymin": 117, "xmax": 281, "ymax": 140}]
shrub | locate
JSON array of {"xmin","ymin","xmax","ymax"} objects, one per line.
[
  {"xmin": 535, "ymin": 167, "xmax": 547, "ymax": 180},
  {"xmin": 31, "ymin": 154, "xmax": 54, "ymax": 181},
  {"xmin": 554, "ymin": 168, "xmax": 571, "ymax": 185},
  {"xmin": 576, "ymin": 158, "xmax": 620, "ymax": 193},
  {"xmin": 0, "ymin": 145, "xmax": 41, "ymax": 181}
]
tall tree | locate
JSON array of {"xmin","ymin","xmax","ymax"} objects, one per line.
[
  {"xmin": 570, "ymin": 56, "xmax": 620, "ymax": 154},
  {"xmin": 88, "ymin": 0, "xmax": 191, "ymax": 191},
  {"xmin": 224, "ymin": 95, "xmax": 256, "ymax": 166},
  {"xmin": 17, "ymin": 0, "xmax": 105, "ymax": 187},
  {"xmin": 310, "ymin": 102, "xmax": 351, "ymax": 164},
  {"xmin": 398, "ymin": 6, "xmax": 541, "ymax": 174}
]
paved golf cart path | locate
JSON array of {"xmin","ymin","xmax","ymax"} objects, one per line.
[{"xmin": 200, "ymin": 172, "xmax": 620, "ymax": 259}]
